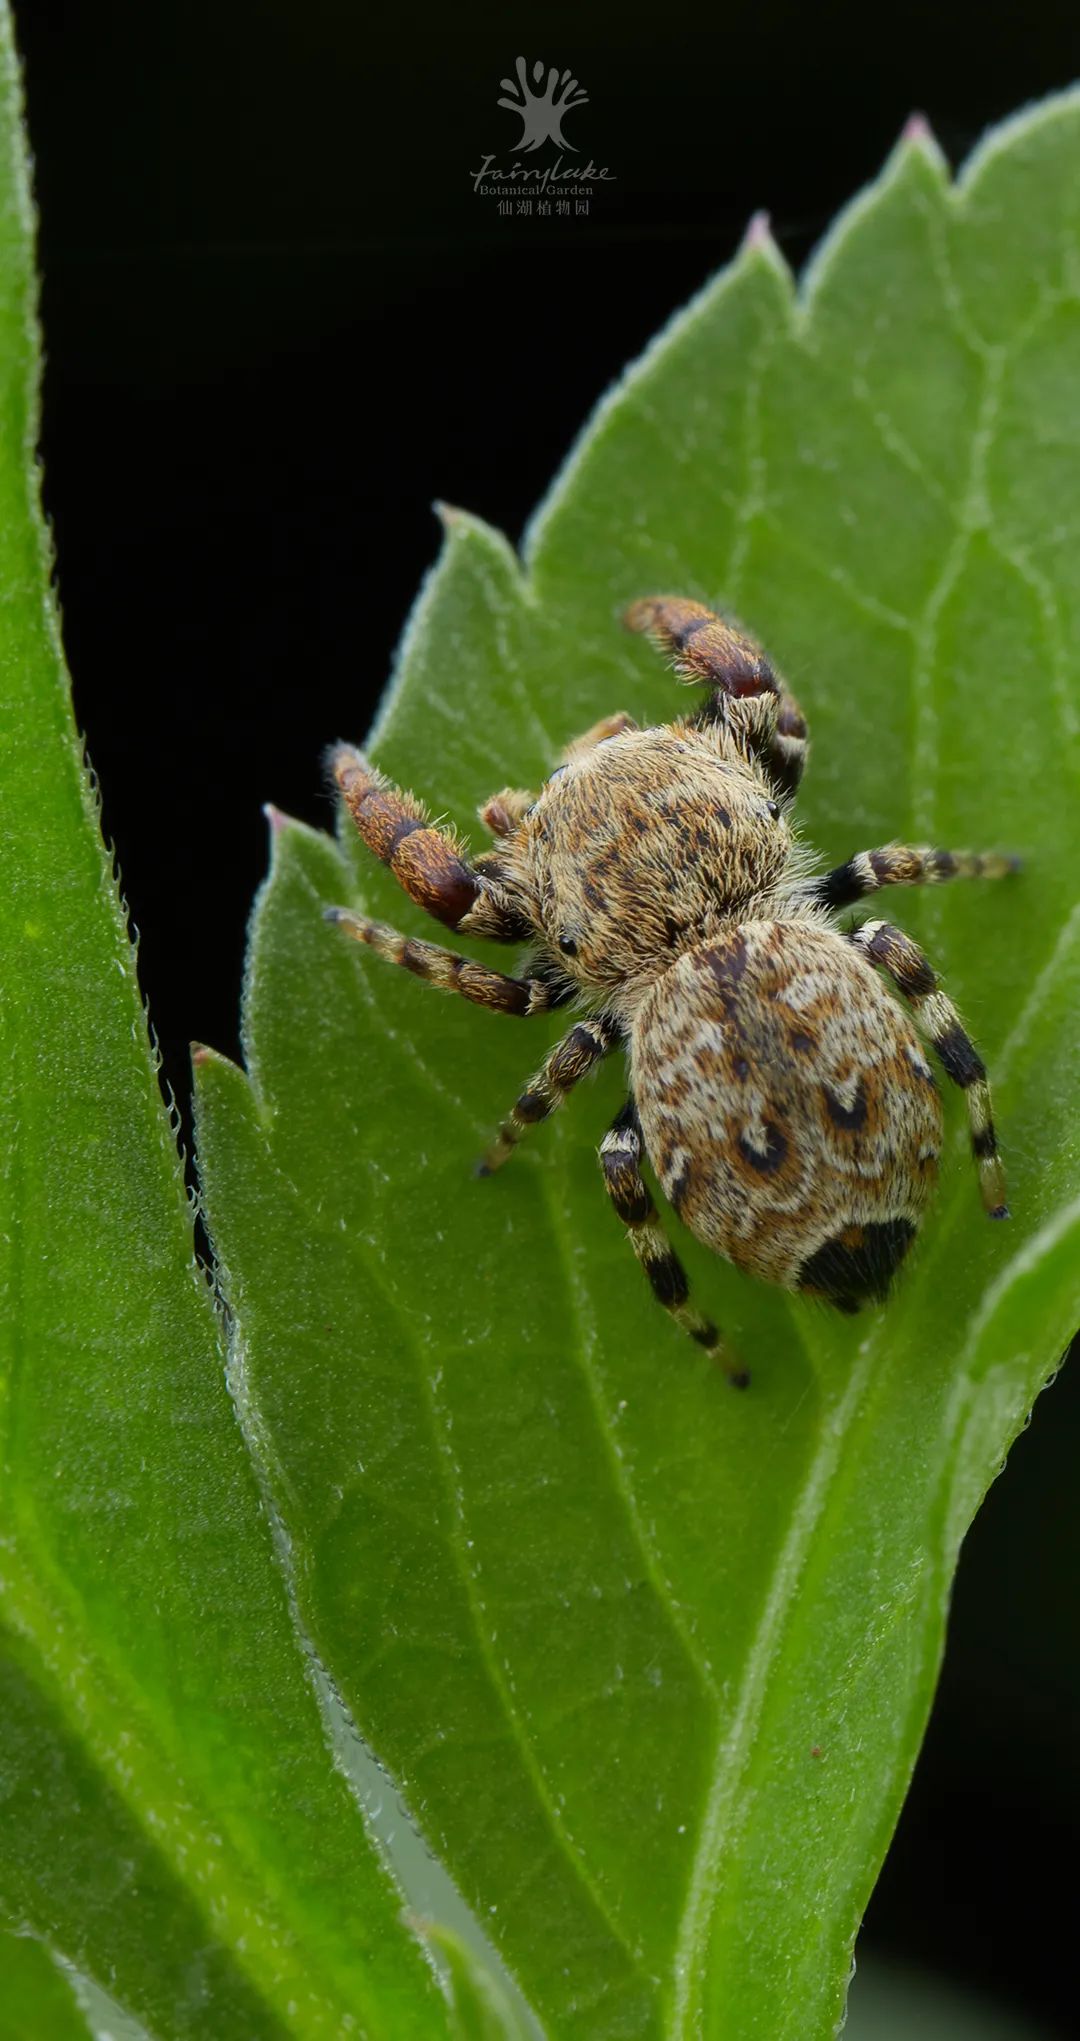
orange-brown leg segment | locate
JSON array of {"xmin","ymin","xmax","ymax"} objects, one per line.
[
  {"xmin": 479, "ymin": 787, "xmax": 535, "ymax": 839},
  {"xmin": 331, "ymin": 745, "xmax": 528, "ymax": 939},
  {"xmin": 325, "ymin": 910, "xmax": 552, "ymax": 1015},
  {"xmin": 599, "ymin": 1102, "xmax": 749, "ymax": 1387},
  {"xmin": 810, "ymin": 843, "xmax": 1020, "ymax": 909},
  {"xmin": 624, "ymin": 595, "xmax": 808, "ymax": 796},
  {"xmin": 847, "ymin": 919, "xmax": 1008, "ymax": 1219}
]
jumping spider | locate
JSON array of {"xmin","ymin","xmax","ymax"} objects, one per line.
[{"xmin": 326, "ymin": 596, "xmax": 1015, "ymax": 1386}]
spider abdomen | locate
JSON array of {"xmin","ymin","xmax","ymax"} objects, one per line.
[{"xmin": 630, "ymin": 920, "xmax": 943, "ymax": 1308}]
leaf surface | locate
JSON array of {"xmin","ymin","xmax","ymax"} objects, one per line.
[
  {"xmin": 0, "ymin": 11, "xmax": 446, "ymax": 2036},
  {"xmin": 205, "ymin": 92, "xmax": 1078, "ymax": 2041},
  {"xmin": 0, "ymin": 1936, "xmax": 91, "ymax": 2040}
]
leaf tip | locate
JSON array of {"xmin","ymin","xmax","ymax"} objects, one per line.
[
  {"xmin": 739, "ymin": 208, "xmax": 788, "ymax": 278},
  {"xmin": 262, "ymin": 802, "xmax": 291, "ymax": 837},
  {"xmin": 191, "ymin": 1042, "xmax": 238, "ymax": 1080},
  {"xmin": 901, "ymin": 110, "xmax": 934, "ymax": 147},
  {"xmin": 894, "ymin": 109, "xmax": 949, "ymax": 175}
]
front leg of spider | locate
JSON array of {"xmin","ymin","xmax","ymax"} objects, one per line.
[
  {"xmin": 328, "ymin": 745, "xmax": 529, "ymax": 940},
  {"xmin": 599, "ymin": 1102, "xmax": 750, "ymax": 1389},
  {"xmin": 325, "ymin": 747, "xmax": 554, "ymax": 1006},
  {"xmin": 624, "ymin": 593, "xmax": 810, "ymax": 797},
  {"xmin": 324, "ymin": 910, "xmax": 555, "ymax": 1016}
]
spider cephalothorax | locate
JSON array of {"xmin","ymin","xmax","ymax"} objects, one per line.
[{"xmin": 326, "ymin": 596, "xmax": 1015, "ymax": 1385}]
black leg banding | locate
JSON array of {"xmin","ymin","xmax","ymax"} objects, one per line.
[
  {"xmin": 849, "ymin": 917, "xmax": 1008, "ymax": 1221},
  {"xmin": 817, "ymin": 860, "xmax": 862, "ymax": 908},
  {"xmin": 857, "ymin": 922, "xmax": 937, "ymax": 999},
  {"xmin": 479, "ymin": 1012, "xmax": 620, "ymax": 1174},
  {"xmin": 598, "ymin": 1096, "xmax": 748, "ymax": 1384},
  {"xmin": 643, "ymin": 1250, "xmax": 690, "ymax": 1309},
  {"xmin": 932, "ymin": 1022, "xmax": 986, "ymax": 1089},
  {"xmin": 600, "ymin": 1159, "xmax": 653, "ymax": 1227},
  {"xmin": 515, "ymin": 1089, "xmax": 554, "ymax": 1124}
]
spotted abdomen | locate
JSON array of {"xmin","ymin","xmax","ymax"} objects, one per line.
[{"xmin": 630, "ymin": 920, "xmax": 943, "ymax": 1309}]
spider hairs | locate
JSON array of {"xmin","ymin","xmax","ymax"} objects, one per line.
[{"xmin": 326, "ymin": 596, "xmax": 1015, "ymax": 1387}]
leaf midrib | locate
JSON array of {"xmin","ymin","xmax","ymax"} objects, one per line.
[{"xmin": 667, "ymin": 1330, "xmax": 879, "ymax": 2039}]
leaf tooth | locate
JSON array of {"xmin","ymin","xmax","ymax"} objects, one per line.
[
  {"xmin": 737, "ymin": 207, "xmax": 791, "ymax": 286},
  {"xmin": 896, "ymin": 108, "xmax": 949, "ymax": 176},
  {"xmin": 901, "ymin": 110, "xmax": 934, "ymax": 148}
]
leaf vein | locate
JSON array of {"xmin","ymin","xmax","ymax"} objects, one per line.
[{"xmin": 668, "ymin": 1340, "xmax": 879, "ymax": 2038}]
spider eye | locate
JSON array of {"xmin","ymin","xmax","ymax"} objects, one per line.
[
  {"xmin": 766, "ymin": 799, "xmax": 781, "ymax": 819},
  {"xmin": 548, "ymin": 763, "xmax": 569, "ymax": 782},
  {"xmin": 559, "ymin": 934, "xmax": 578, "ymax": 956}
]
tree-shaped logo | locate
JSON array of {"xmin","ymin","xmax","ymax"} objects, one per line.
[{"xmin": 498, "ymin": 58, "xmax": 588, "ymax": 153}]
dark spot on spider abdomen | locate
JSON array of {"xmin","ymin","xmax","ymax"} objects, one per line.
[
  {"xmin": 797, "ymin": 1217, "xmax": 917, "ymax": 1311},
  {"xmin": 737, "ymin": 1121, "xmax": 789, "ymax": 1175},
  {"xmin": 823, "ymin": 1078, "xmax": 869, "ymax": 1131}
]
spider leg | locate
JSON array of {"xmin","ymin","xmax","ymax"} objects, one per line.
[
  {"xmin": 330, "ymin": 745, "xmax": 527, "ymax": 939},
  {"xmin": 561, "ymin": 710, "xmax": 638, "ymax": 759},
  {"xmin": 807, "ymin": 843, "xmax": 1020, "ymax": 910},
  {"xmin": 477, "ymin": 1014, "xmax": 620, "ymax": 1174},
  {"xmin": 478, "ymin": 787, "xmax": 536, "ymax": 838},
  {"xmin": 624, "ymin": 594, "xmax": 808, "ymax": 797},
  {"xmin": 477, "ymin": 714, "xmax": 639, "ymax": 840},
  {"xmin": 599, "ymin": 1101, "xmax": 749, "ymax": 1387},
  {"xmin": 325, "ymin": 910, "xmax": 552, "ymax": 1015},
  {"xmin": 847, "ymin": 919, "xmax": 1008, "ymax": 1218}
]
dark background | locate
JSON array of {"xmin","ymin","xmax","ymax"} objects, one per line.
[{"xmin": 15, "ymin": 2, "xmax": 1079, "ymax": 2031}]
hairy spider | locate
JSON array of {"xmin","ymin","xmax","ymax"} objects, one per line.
[{"xmin": 326, "ymin": 596, "xmax": 1016, "ymax": 1386}]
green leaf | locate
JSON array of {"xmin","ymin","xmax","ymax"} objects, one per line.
[
  {"xmin": 425, "ymin": 1928, "xmax": 535, "ymax": 2041},
  {"xmin": 195, "ymin": 94, "xmax": 1080, "ymax": 2041},
  {"xmin": 0, "ymin": 11, "xmax": 445, "ymax": 2036},
  {"xmin": 0, "ymin": 1936, "xmax": 91, "ymax": 2041}
]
